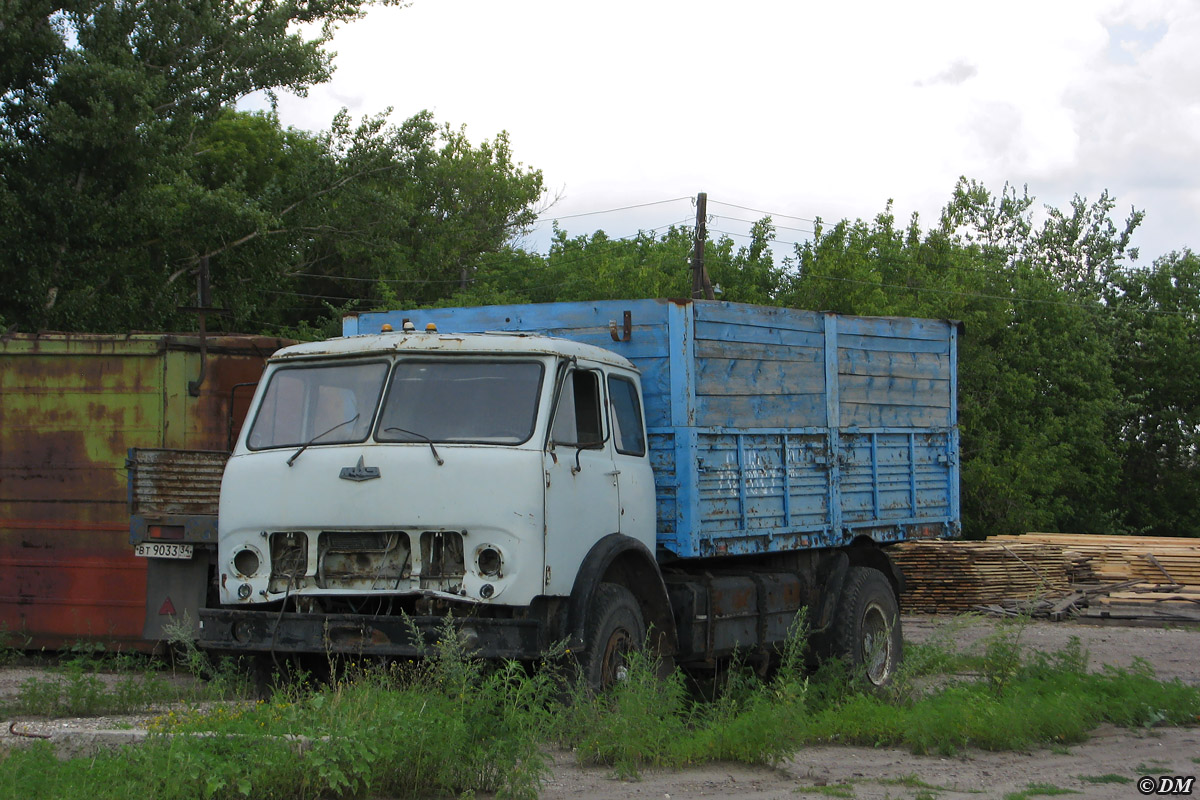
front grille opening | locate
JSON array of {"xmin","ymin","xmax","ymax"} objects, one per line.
[
  {"xmin": 268, "ymin": 531, "xmax": 308, "ymax": 593},
  {"xmin": 316, "ymin": 531, "xmax": 412, "ymax": 590},
  {"xmin": 420, "ymin": 531, "xmax": 465, "ymax": 584}
]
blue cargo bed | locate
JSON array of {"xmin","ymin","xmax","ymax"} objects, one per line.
[{"xmin": 346, "ymin": 299, "xmax": 960, "ymax": 559}]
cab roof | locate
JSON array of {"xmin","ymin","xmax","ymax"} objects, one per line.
[{"xmin": 269, "ymin": 331, "xmax": 638, "ymax": 372}]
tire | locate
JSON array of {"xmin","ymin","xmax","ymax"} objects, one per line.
[
  {"xmin": 830, "ymin": 566, "xmax": 902, "ymax": 687},
  {"xmin": 579, "ymin": 582, "xmax": 646, "ymax": 692}
]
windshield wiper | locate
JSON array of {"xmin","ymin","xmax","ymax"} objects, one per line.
[
  {"xmin": 383, "ymin": 426, "xmax": 445, "ymax": 466},
  {"xmin": 287, "ymin": 413, "xmax": 361, "ymax": 467}
]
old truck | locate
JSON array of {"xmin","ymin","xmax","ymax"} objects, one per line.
[
  {"xmin": 198, "ymin": 299, "xmax": 960, "ymax": 685},
  {"xmin": 0, "ymin": 332, "xmax": 289, "ymax": 650}
]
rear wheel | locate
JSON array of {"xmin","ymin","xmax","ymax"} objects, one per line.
[
  {"xmin": 831, "ymin": 566, "xmax": 902, "ymax": 686},
  {"xmin": 579, "ymin": 582, "xmax": 645, "ymax": 691}
]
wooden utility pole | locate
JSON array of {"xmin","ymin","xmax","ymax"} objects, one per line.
[
  {"xmin": 188, "ymin": 256, "xmax": 211, "ymax": 397},
  {"xmin": 690, "ymin": 191, "xmax": 714, "ymax": 300},
  {"xmin": 180, "ymin": 256, "xmax": 227, "ymax": 396}
]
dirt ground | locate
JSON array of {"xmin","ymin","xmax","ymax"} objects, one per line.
[
  {"xmin": 541, "ymin": 616, "xmax": 1200, "ymax": 800},
  {"xmin": 2, "ymin": 615, "xmax": 1198, "ymax": 799}
]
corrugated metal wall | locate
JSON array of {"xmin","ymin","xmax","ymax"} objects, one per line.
[{"xmin": 0, "ymin": 333, "xmax": 287, "ymax": 650}]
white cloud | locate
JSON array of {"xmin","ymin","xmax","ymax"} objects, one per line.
[{"xmin": 246, "ymin": 0, "xmax": 1200, "ymax": 258}]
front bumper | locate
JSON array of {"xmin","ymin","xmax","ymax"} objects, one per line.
[{"xmin": 198, "ymin": 608, "xmax": 549, "ymax": 659}]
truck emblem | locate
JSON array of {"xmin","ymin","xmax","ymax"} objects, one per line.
[{"xmin": 339, "ymin": 456, "xmax": 380, "ymax": 482}]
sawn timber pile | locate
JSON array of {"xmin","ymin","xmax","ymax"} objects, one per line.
[
  {"xmin": 891, "ymin": 540, "xmax": 1069, "ymax": 613},
  {"xmin": 894, "ymin": 533, "xmax": 1200, "ymax": 622},
  {"xmin": 992, "ymin": 533, "xmax": 1200, "ymax": 586}
]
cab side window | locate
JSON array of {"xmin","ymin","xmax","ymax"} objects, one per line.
[
  {"xmin": 552, "ymin": 370, "xmax": 603, "ymax": 446},
  {"xmin": 607, "ymin": 375, "xmax": 646, "ymax": 457}
]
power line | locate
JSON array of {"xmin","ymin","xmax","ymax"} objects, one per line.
[
  {"xmin": 533, "ymin": 196, "xmax": 692, "ymax": 223},
  {"xmin": 251, "ymin": 215, "xmax": 698, "ymax": 308},
  {"xmin": 710, "ymin": 216, "xmax": 815, "ymax": 236},
  {"xmin": 707, "ymin": 199, "xmax": 816, "ymax": 224}
]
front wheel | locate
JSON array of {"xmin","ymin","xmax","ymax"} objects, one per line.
[
  {"xmin": 831, "ymin": 566, "xmax": 902, "ymax": 686},
  {"xmin": 579, "ymin": 582, "xmax": 646, "ymax": 691}
]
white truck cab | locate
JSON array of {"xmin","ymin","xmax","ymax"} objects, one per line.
[{"xmin": 216, "ymin": 330, "xmax": 656, "ymax": 615}]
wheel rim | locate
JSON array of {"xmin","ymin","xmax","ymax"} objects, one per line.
[
  {"xmin": 599, "ymin": 626, "xmax": 634, "ymax": 688},
  {"xmin": 861, "ymin": 600, "xmax": 894, "ymax": 685}
]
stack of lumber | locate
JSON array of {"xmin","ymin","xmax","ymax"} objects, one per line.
[
  {"xmin": 992, "ymin": 533, "xmax": 1200, "ymax": 586},
  {"xmin": 891, "ymin": 539, "xmax": 1070, "ymax": 613},
  {"xmin": 991, "ymin": 533, "xmax": 1200, "ymax": 622},
  {"xmin": 1089, "ymin": 584, "xmax": 1200, "ymax": 623}
]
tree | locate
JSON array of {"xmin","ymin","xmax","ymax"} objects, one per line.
[
  {"xmin": 188, "ymin": 108, "xmax": 544, "ymax": 334},
  {"xmin": 780, "ymin": 179, "xmax": 1139, "ymax": 538},
  {"xmin": 448, "ymin": 218, "xmax": 784, "ymax": 307},
  {"xmin": 1108, "ymin": 251, "xmax": 1200, "ymax": 536},
  {"xmin": 0, "ymin": 0, "xmax": 404, "ymax": 332}
]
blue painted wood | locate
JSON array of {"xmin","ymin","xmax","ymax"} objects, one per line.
[
  {"xmin": 838, "ymin": 333, "xmax": 951, "ymax": 354},
  {"xmin": 349, "ymin": 299, "xmax": 961, "ymax": 558},
  {"xmin": 823, "ymin": 314, "xmax": 843, "ymax": 544},
  {"xmin": 695, "ymin": 357, "xmax": 825, "ymax": 397},
  {"xmin": 695, "ymin": 321, "xmax": 828, "ymax": 351}
]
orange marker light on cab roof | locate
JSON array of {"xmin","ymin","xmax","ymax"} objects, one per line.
[
  {"xmin": 381, "ymin": 323, "xmax": 393, "ymax": 332},
  {"xmin": 425, "ymin": 323, "xmax": 438, "ymax": 332}
]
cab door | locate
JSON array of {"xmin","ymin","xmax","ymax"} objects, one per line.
[
  {"xmin": 542, "ymin": 366, "xmax": 619, "ymax": 597},
  {"xmin": 606, "ymin": 372, "xmax": 655, "ymax": 550}
]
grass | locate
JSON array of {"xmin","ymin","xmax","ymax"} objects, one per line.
[
  {"xmin": 1135, "ymin": 760, "xmax": 1174, "ymax": 774},
  {"xmin": 878, "ymin": 774, "xmax": 948, "ymax": 790},
  {"xmin": 2, "ymin": 613, "xmax": 1199, "ymax": 799},
  {"xmin": 1002, "ymin": 784, "xmax": 1080, "ymax": 799},
  {"xmin": 1076, "ymin": 773, "xmax": 1131, "ymax": 784},
  {"xmin": 796, "ymin": 783, "xmax": 856, "ymax": 797},
  {"xmin": 0, "ymin": 635, "xmax": 251, "ymax": 718}
]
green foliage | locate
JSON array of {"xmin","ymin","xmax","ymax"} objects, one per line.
[
  {"xmin": 0, "ymin": 0, "xmax": 543, "ymax": 337},
  {"xmin": 1107, "ymin": 251, "xmax": 1200, "ymax": 535},
  {"xmin": 3, "ymin": 659, "xmax": 203, "ymax": 718},
  {"xmin": 450, "ymin": 217, "xmax": 784, "ymax": 308},
  {"xmin": 0, "ymin": 625, "xmax": 29, "ymax": 666}
]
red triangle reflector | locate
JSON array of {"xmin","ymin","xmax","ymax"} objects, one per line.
[{"xmin": 158, "ymin": 597, "xmax": 177, "ymax": 616}]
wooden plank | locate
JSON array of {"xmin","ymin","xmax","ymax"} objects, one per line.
[
  {"xmin": 693, "ymin": 301, "xmax": 825, "ymax": 333},
  {"xmin": 695, "ymin": 338, "xmax": 823, "ymax": 364},
  {"xmin": 990, "ymin": 533, "xmax": 1200, "ymax": 588},
  {"xmin": 837, "ymin": 333, "xmax": 949, "ymax": 354},
  {"xmin": 840, "ymin": 402, "xmax": 952, "ymax": 429},
  {"xmin": 837, "ymin": 315, "xmax": 954, "ymax": 342},
  {"xmin": 892, "ymin": 539, "xmax": 1072, "ymax": 613},
  {"xmin": 695, "ymin": 357, "xmax": 826, "ymax": 397},
  {"xmin": 696, "ymin": 393, "xmax": 826, "ymax": 429},
  {"xmin": 838, "ymin": 349, "xmax": 951, "ymax": 381},
  {"xmin": 694, "ymin": 320, "xmax": 826, "ymax": 350},
  {"xmin": 839, "ymin": 375, "xmax": 952, "ymax": 409}
]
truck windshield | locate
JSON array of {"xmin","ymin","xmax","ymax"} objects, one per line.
[
  {"xmin": 246, "ymin": 362, "xmax": 388, "ymax": 450},
  {"xmin": 376, "ymin": 361, "xmax": 544, "ymax": 445}
]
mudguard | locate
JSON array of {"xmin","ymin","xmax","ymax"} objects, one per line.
[{"xmin": 565, "ymin": 533, "xmax": 677, "ymax": 656}]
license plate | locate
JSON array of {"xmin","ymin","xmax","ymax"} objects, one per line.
[{"xmin": 134, "ymin": 542, "xmax": 194, "ymax": 559}]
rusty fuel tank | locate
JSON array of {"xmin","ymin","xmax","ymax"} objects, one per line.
[{"xmin": 0, "ymin": 332, "xmax": 291, "ymax": 651}]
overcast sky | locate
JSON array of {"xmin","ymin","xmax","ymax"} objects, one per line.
[{"xmin": 248, "ymin": 0, "xmax": 1199, "ymax": 265}]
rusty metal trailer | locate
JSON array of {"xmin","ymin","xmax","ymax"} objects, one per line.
[{"xmin": 0, "ymin": 332, "xmax": 288, "ymax": 650}]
